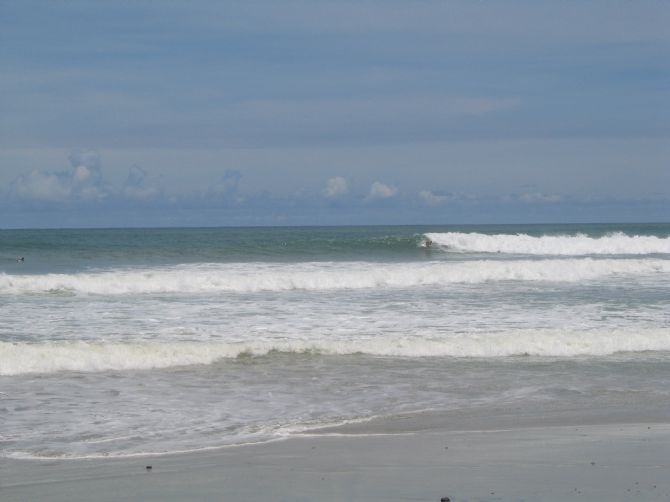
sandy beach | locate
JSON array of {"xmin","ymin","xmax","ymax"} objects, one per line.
[{"xmin": 3, "ymin": 411, "xmax": 669, "ymax": 502}]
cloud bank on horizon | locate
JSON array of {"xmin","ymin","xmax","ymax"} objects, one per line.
[
  {"xmin": 2, "ymin": 148, "xmax": 667, "ymax": 228},
  {"xmin": 0, "ymin": 0, "xmax": 668, "ymax": 227}
]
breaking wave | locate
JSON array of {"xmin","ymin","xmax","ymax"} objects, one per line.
[
  {"xmin": 1, "ymin": 258, "xmax": 668, "ymax": 295},
  {"xmin": 425, "ymin": 232, "xmax": 670, "ymax": 255},
  {"xmin": 3, "ymin": 329, "xmax": 670, "ymax": 375}
]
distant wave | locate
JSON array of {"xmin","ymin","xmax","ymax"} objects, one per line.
[
  {"xmin": 0, "ymin": 259, "xmax": 668, "ymax": 295},
  {"xmin": 3, "ymin": 330, "xmax": 670, "ymax": 375},
  {"xmin": 425, "ymin": 232, "xmax": 670, "ymax": 255}
]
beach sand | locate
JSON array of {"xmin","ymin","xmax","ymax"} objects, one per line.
[{"xmin": 3, "ymin": 412, "xmax": 669, "ymax": 502}]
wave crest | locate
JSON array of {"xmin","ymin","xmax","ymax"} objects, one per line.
[
  {"xmin": 1, "ymin": 258, "xmax": 668, "ymax": 295},
  {"xmin": 3, "ymin": 330, "xmax": 670, "ymax": 375},
  {"xmin": 425, "ymin": 232, "xmax": 670, "ymax": 255}
]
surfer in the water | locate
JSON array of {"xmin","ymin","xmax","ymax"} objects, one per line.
[
  {"xmin": 17, "ymin": 256, "xmax": 24, "ymax": 263},
  {"xmin": 423, "ymin": 238, "xmax": 432, "ymax": 248}
]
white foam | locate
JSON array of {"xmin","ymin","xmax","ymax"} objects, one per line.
[
  {"xmin": 1, "ymin": 258, "xmax": 668, "ymax": 295},
  {"xmin": 425, "ymin": 232, "xmax": 670, "ymax": 255},
  {"xmin": 3, "ymin": 329, "xmax": 670, "ymax": 375}
]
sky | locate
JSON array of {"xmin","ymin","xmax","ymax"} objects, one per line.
[{"xmin": 0, "ymin": 0, "xmax": 668, "ymax": 228}]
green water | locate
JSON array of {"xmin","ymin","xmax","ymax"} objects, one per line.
[{"xmin": 2, "ymin": 223, "xmax": 668, "ymax": 274}]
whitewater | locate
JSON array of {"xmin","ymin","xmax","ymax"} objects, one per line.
[
  {"xmin": 426, "ymin": 231, "xmax": 670, "ymax": 255},
  {"xmin": 1, "ymin": 258, "xmax": 668, "ymax": 295},
  {"xmin": 4, "ymin": 327, "xmax": 670, "ymax": 376},
  {"xmin": 1, "ymin": 224, "xmax": 669, "ymax": 458}
]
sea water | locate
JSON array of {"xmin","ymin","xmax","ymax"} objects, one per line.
[{"xmin": 1, "ymin": 224, "xmax": 669, "ymax": 458}]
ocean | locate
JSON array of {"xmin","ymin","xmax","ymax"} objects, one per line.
[{"xmin": 1, "ymin": 223, "xmax": 669, "ymax": 459}]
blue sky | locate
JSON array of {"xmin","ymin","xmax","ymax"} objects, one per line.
[{"xmin": 1, "ymin": 0, "xmax": 668, "ymax": 227}]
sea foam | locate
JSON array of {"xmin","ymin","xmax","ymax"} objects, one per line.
[
  {"xmin": 1, "ymin": 258, "xmax": 668, "ymax": 295},
  {"xmin": 3, "ymin": 329, "xmax": 670, "ymax": 375},
  {"xmin": 425, "ymin": 232, "xmax": 670, "ymax": 255}
]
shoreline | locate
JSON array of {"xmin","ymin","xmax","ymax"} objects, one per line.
[
  {"xmin": 3, "ymin": 411, "xmax": 670, "ymax": 501},
  {"xmin": 8, "ymin": 402, "xmax": 670, "ymax": 462}
]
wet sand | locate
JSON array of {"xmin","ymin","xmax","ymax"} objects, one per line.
[{"xmin": 2, "ymin": 415, "xmax": 669, "ymax": 501}]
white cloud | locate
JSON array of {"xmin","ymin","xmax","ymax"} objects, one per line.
[
  {"xmin": 323, "ymin": 176, "xmax": 349, "ymax": 198},
  {"xmin": 368, "ymin": 181, "xmax": 398, "ymax": 199},
  {"xmin": 419, "ymin": 190, "xmax": 451, "ymax": 207},
  {"xmin": 73, "ymin": 165, "xmax": 92, "ymax": 183},
  {"xmin": 122, "ymin": 165, "xmax": 161, "ymax": 201},
  {"xmin": 8, "ymin": 149, "xmax": 111, "ymax": 203},
  {"xmin": 67, "ymin": 149, "xmax": 108, "ymax": 201},
  {"xmin": 68, "ymin": 149, "xmax": 100, "ymax": 170},
  {"xmin": 9, "ymin": 170, "xmax": 73, "ymax": 202}
]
